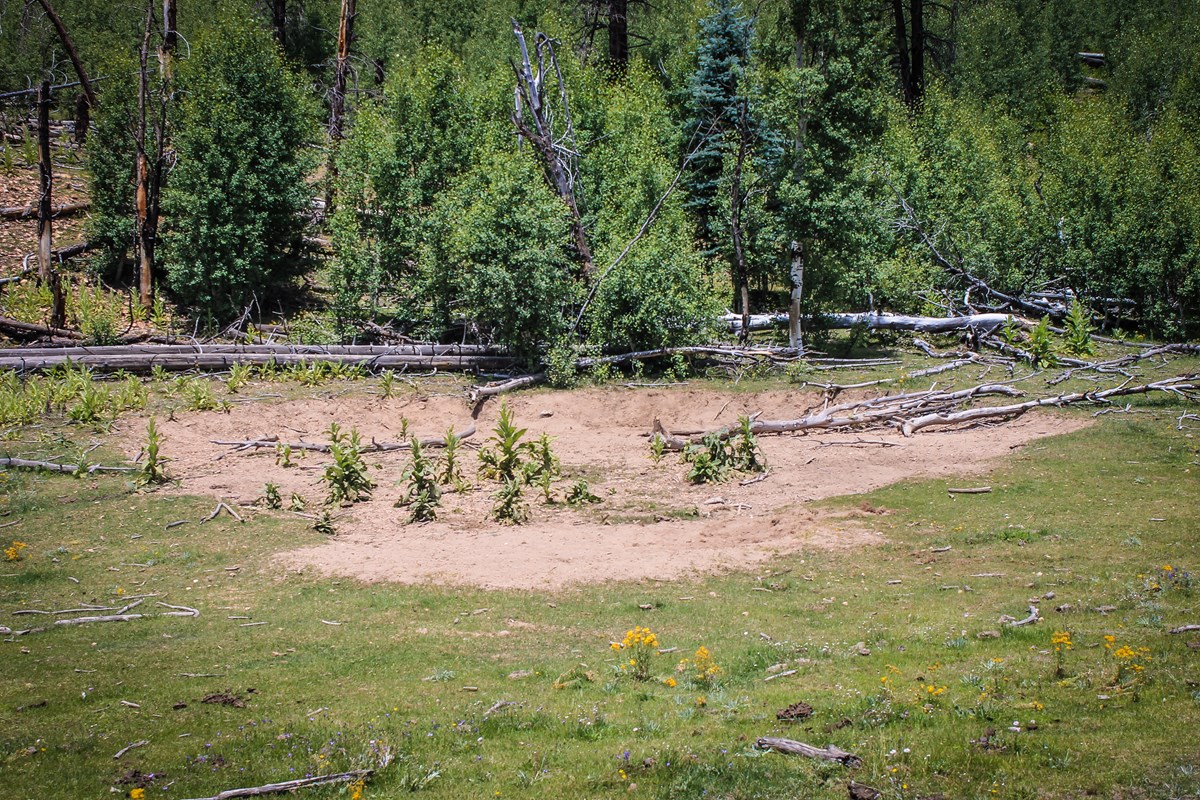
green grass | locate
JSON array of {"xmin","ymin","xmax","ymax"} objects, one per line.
[{"xmin": 0, "ymin": 356, "xmax": 1199, "ymax": 799}]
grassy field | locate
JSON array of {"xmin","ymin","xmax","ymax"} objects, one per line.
[{"xmin": 1, "ymin": 353, "xmax": 1199, "ymax": 800}]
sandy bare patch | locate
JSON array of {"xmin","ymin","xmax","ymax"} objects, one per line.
[{"xmin": 129, "ymin": 385, "xmax": 1088, "ymax": 589}]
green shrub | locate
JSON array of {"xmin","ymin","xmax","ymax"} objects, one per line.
[{"xmin": 161, "ymin": 10, "xmax": 315, "ymax": 319}]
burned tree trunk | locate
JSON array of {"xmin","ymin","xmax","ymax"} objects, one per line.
[
  {"xmin": 788, "ymin": 240, "xmax": 804, "ymax": 350},
  {"xmin": 272, "ymin": 0, "xmax": 287, "ymax": 50},
  {"xmin": 35, "ymin": 0, "xmax": 98, "ymax": 141},
  {"xmin": 607, "ymin": 0, "xmax": 628, "ymax": 68},
  {"xmin": 37, "ymin": 82, "xmax": 53, "ymax": 286},
  {"xmin": 511, "ymin": 20, "xmax": 595, "ymax": 278},
  {"xmin": 729, "ymin": 100, "xmax": 751, "ymax": 342},
  {"xmin": 134, "ymin": 4, "xmax": 155, "ymax": 313},
  {"xmin": 325, "ymin": 0, "xmax": 356, "ymax": 213}
]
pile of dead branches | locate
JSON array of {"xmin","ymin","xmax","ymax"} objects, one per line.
[{"xmin": 651, "ymin": 374, "xmax": 1200, "ymax": 446}]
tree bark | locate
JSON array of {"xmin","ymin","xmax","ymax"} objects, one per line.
[
  {"xmin": 36, "ymin": 82, "xmax": 53, "ymax": 286},
  {"xmin": 892, "ymin": 0, "xmax": 914, "ymax": 105},
  {"xmin": 730, "ymin": 100, "xmax": 750, "ymax": 342},
  {"xmin": 788, "ymin": 240, "xmax": 804, "ymax": 350},
  {"xmin": 909, "ymin": 0, "xmax": 925, "ymax": 105},
  {"xmin": 725, "ymin": 310, "xmax": 1012, "ymax": 335},
  {"xmin": 134, "ymin": 3, "xmax": 155, "ymax": 313},
  {"xmin": 607, "ymin": 0, "xmax": 628, "ymax": 68},
  {"xmin": 34, "ymin": 0, "xmax": 98, "ymax": 138},
  {"xmin": 325, "ymin": 0, "xmax": 356, "ymax": 212},
  {"xmin": 271, "ymin": 0, "xmax": 287, "ymax": 50}
]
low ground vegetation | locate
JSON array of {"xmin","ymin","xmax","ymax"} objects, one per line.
[{"xmin": 0, "ymin": 346, "xmax": 1196, "ymax": 798}]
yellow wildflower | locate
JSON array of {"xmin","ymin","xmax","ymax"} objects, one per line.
[
  {"xmin": 130, "ymin": 790, "xmax": 146, "ymax": 800},
  {"xmin": 1113, "ymin": 646, "xmax": 1135, "ymax": 660}
]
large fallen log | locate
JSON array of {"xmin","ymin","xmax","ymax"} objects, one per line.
[
  {"xmin": 0, "ymin": 201, "xmax": 90, "ymax": 219},
  {"xmin": 724, "ymin": 311, "xmax": 1012, "ymax": 335},
  {"xmin": 0, "ymin": 316, "xmax": 85, "ymax": 342},
  {"xmin": 0, "ymin": 343, "xmax": 516, "ymax": 373}
]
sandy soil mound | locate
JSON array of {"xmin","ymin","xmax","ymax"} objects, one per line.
[{"xmin": 136, "ymin": 385, "xmax": 1088, "ymax": 589}]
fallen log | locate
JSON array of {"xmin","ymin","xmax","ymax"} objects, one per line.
[
  {"xmin": 0, "ymin": 457, "xmax": 133, "ymax": 474},
  {"xmin": 213, "ymin": 425, "xmax": 476, "ymax": 455},
  {"xmin": 0, "ymin": 201, "xmax": 90, "ymax": 219},
  {"xmin": 1168, "ymin": 624, "xmax": 1200, "ymax": 635},
  {"xmin": 0, "ymin": 316, "xmax": 85, "ymax": 342},
  {"xmin": 180, "ymin": 770, "xmax": 375, "ymax": 800},
  {"xmin": 756, "ymin": 737, "xmax": 861, "ymax": 767},
  {"xmin": 900, "ymin": 374, "xmax": 1199, "ymax": 436},
  {"xmin": 724, "ymin": 311, "xmax": 1012, "ymax": 335},
  {"xmin": 655, "ymin": 383, "xmax": 1025, "ymax": 450}
]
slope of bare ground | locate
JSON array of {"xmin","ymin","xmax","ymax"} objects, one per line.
[
  {"xmin": 0, "ymin": 145, "xmax": 89, "ymax": 275},
  {"xmin": 133, "ymin": 385, "xmax": 1088, "ymax": 589}
]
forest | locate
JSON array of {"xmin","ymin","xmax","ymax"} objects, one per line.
[
  {"xmin": 2, "ymin": 0, "xmax": 1199, "ymax": 357},
  {"xmin": 3, "ymin": 4, "xmax": 1200, "ymax": 800}
]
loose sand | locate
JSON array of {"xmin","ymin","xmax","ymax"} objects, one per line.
[{"xmin": 137, "ymin": 385, "xmax": 1087, "ymax": 589}]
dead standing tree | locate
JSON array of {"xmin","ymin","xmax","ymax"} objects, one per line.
[
  {"xmin": 36, "ymin": 81, "xmax": 66, "ymax": 329},
  {"xmin": 510, "ymin": 21, "xmax": 595, "ymax": 279},
  {"xmin": 133, "ymin": 0, "xmax": 176, "ymax": 313},
  {"xmin": 34, "ymin": 0, "xmax": 99, "ymax": 143},
  {"xmin": 325, "ymin": 0, "xmax": 357, "ymax": 213}
]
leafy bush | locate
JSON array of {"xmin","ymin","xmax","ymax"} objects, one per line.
[
  {"xmin": 421, "ymin": 138, "xmax": 576, "ymax": 358},
  {"xmin": 161, "ymin": 11, "xmax": 315, "ymax": 319}
]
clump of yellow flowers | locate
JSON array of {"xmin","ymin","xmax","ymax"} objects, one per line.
[
  {"xmin": 1051, "ymin": 630, "xmax": 1073, "ymax": 677},
  {"xmin": 4, "ymin": 540, "xmax": 26, "ymax": 562},
  {"xmin": 611, "ymin": 626, "xmax": 659, "ymax": 681},
  {"xmin": 677, "ymin": 646, "xmax": 721, "ymax": 686}
]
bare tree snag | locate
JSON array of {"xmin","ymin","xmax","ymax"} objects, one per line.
[
  {"xmin": 325, "ymin": 0, "xmax": 356, "ymax": 212},
  {"xmin": 730, "ymin": 99, "xmax": 751, "ymax": 342},
  {"xmin": 134, "ymin": 3, "xmax": 155, "ymax": 313},
  {"xmin": 607, "ymin": 0, "xmax": 628, "ymax": 67},
  {"xmin": 272, "ymin": 0, "xmax": 287, "ymax": 49},
  {"xmin": 34, "ymin": 0, "xmax": 98, "ymax": 139},
  {"xmin": 36, "ymin": 81, "xmax": 53, "ymax": 286},
  {"xmin": 788, "ymin": 240, "xmax": 804, "ymax": 350},
  {"xmin": 511, "ymin": 21, "xmax": 594, "ymax": 277},
  {"xmin": 756, "ymin": 737, "xmax": 861, "ymax": 767}
]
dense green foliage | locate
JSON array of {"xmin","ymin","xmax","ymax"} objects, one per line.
[
  {"xmin": 161, "ymin": 13, "xmax": 314, "ymax": 317},
  {"xmin": 6, "ymin": 0, "xmax": 1200, "ymax": 339}
]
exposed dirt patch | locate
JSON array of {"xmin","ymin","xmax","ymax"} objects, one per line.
[{"xmin": 131, "ymin": 385, "xmax": 1088, "ymax": 589}]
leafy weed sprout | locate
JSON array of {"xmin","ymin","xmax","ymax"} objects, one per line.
[
  {"xmin": 137, "ymin": 417, "xmax": 170, "ymax": 485},
  {"xmin": 566, "ymin": 478, "xmax": 601, "ymax": 506},
  {"xmin": 1027, "ymin": 316, "xmax": 1058, "ymax": 367},
  {"xmin": 397, "ymin": 438, "xmax": 440, "ymax": 522},
  {"xmin": 478, "ymin": 402, "xmax": 528, "ymax": 483},
  {"xmin": 649, "ymin": 433, "xmax": 667, "ymax": 463},
  {"xmin": 226, "ymin": 363, "xmax": 253, "ymax": 393},
  {"xmin": 437, "ymin": 426, "xmax": 468, "ymax": 492},
  {"xmin": 525, "ymin": 432, "xmax": 560, "ymax": 501},
  {"xmin": 491, "ymin": 477, "xmax": 529, "ymax": 524},
  {"xmin": 262, "ymin": 482, "xmax": 282, "ymax": 509},
  {"xmin": 322, "ymin": 424, "xmax": 375, "ymax": 505},
  {"xmin": 1063, "ymin": 299, "xmax": 1095, "ymax": 356}
]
